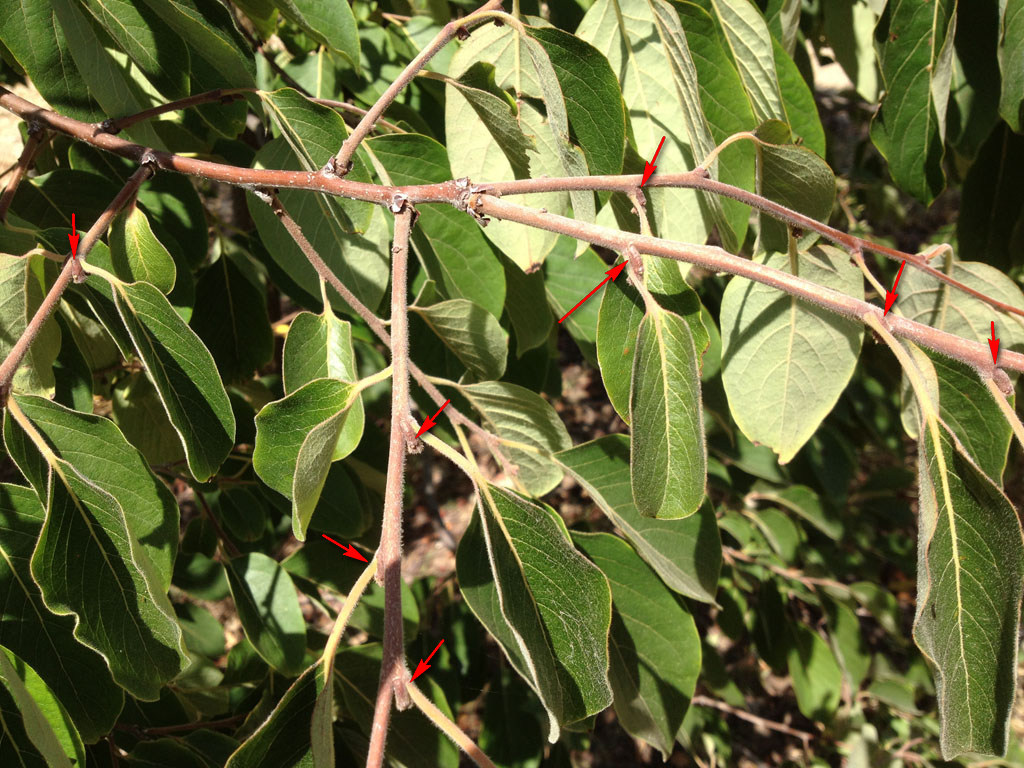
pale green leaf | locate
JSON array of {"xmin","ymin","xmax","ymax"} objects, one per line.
[
  {"xmin": 573, "ymin": 533, "xmax": 700, "ymax": 759},
  {"xmin": 555, "ymin": 435, "xmax": 721, "ymax": 603},
  {"xmin": 0, "ymin": 253, "xmax": 61, "ymax": 397},
  {"xmin": 110, "ymin": 206, "xmax": 176, "ymax": 294},
  {"xmin": 630, "ymin": 306, "xmax": 706, "ymax": 518},
  {"xmin": 110, "ymin": 372, "xmax": 186, "ymax": 467},
  {"xmin": 822, "ymin": 0, "xmax": 880, "ymax": 102},
  {"xmin": 720, "ymin": 246, "xmax": 863, "ymax": 464},
  {"xmin": 460, "ymin": 381, "xmax": 571, "ymax": 495},
  {"xmin": 411, "ymin": 299, "xmax": 508, "ymax": 381},
  {"xmin": 225, "ymin": 553, "xmax": 306, "ymax": 676},
  {"xmin": 999, "ymin": 0, "xmax": 1024, "ymax": 131},
  {"xmin": 457, "ymin": 486, "xmax": 613, "ymax": 741},
  {"xmin": 111, "ymin": 280, "xmax": 236, "ymax": 482},
  {"xmin": 543, "ymin": 240, "xmax": 605, "ymax": 364},
  {"xmin": 272, "ymin": 0, "xmax": 358, "ymax": 64},
  {"xmin": 282, "ymin": 309, "xmax": 360, "ymax": 394},
  {"xmin": 750, "ymin": 483, "xmax": 842, "ymax": 540}
]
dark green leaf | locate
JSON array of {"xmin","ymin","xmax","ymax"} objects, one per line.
[{"xmin": 411, "ymin": 299, "xmax": 508, "ymax": 381}]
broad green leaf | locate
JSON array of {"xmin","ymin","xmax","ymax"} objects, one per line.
[
  {"xmin": 272, "ymin": 0, "xmax": 359, "ymax": 65},
  {"xmin": 111, "ymin": 279, "xmax": 236, "ymax": 482},
  {"xmin": 555, "ymin": 435, "xmax": 721, "ymax": 602},
  {"xmin": 750, "ymin": 483, "xmax": 842, "ymax": 540},
  {"xmin": 282, "ymin": 309, "xmax": 359, "ymax": 393},
  {"xmin": 190, "ymin": 254, "xmax": 274, "ymax": 383},
  {"xmin": 9, "ymin": 395, "xmax": 179, "ymax": 590},
  {"xmin": 706, "ymin": 0, "xmax": 787, "ymax": 123},
  {"xmin": 528, "ymin": 26, "xmax": 627, "ymax": 177},
  {"xmin": 367, "ymin": 134, "xmax": 506, "ymax": 318},
  {"xmin": 139, "ymin": 0, "xmax": 256, "ymax": 90},
  {"xmin": 213, "ymin": 488, "xmax": 268, "ymax": 542},
  {"xmin": 543, "ymin": 240, "xmax": 605, "ymax": 365},
  {"xmin": 248, "ymin": 137, "xmax": 390, "ymax": 317},
  {"xmin": 111, "ymin": 372, "xmax": 187, "ymax": 467},
  {"xmin": 999, "ymin": 0, "xmax": 1024, "ymax": 131},
  {"xmin": 459, "ymin": 381, "xmax": 571, "ymax": 495},
  {"xmin": 786, "ymin": 623, "xmax": 842, "ymax": 721},
  {"xmin": 573, "ymin": 533, "xmax": 700, "ymax": 759},
  {"xmin": 630, "ymin": 306, "xmax": 706, "ymax": 518},
  {"xmin": 825, "ymin": 597, "xmax": 872, "ymax": 693},
  {"xmin": 578, "ymin": 0, "xmax": 709, "ymax": 247},
  {"xmin": 253, "ymin": 378, "xmax": 363, "ymax": 540},
  {"xmin": 822, "ymin": 0, "xmax": 880, "ymax": 102},
  {"xmin": 871, "ymin": 0, "xmax": 957, "ymax": 202},
  {"xmin": 597, "ymin": 257, "xmax": 708, "ymax": 423},
  {"xmin": 766, "ymin": 0, "xmax": 801, "ymax": 54},
  {"xmin": 915, "ymin": 419, "xmax": 1024, "ymax": 758},
  {"xmin": 0, "ymin": 646, "xmax": 84, "ymax": 768},
  {"xmin": 110, "ymin": 206, "xmax": 177, "ymax": 294},
  {"xmin": 411, "ymin": 299, "xmax": 508, "ymax": 381},
  {"xmin": 448, "ymin": 62, "xmax": 536, "ymax": 179},
  {"xmin": 770, "ymin": 34, "xmax": 827, "ymax": 157},
  {"xmin": 225, "ymin": 663, "xmax": 317, "ymax": 768},
  {"xmin": 720, "ymin": 246, "xmax": 863, "ymax": 464},
  {"xmin": 225, "ymin": 553, "xmax": 306, "ymax": 676},
  {"xmin": 0, "ymin": 484, "xmax": 123, "ymax": 743},
  {"xmin": 457, "ymin": 487, "xmax": 613, "ymax": 741},
  {"xmin": 3, "ymin": 419, "xmax": 187, "ymax": 701},
  {"xmin": 503, "ymin": 254, "xmax": 553, "ymax": 357},
  {"xmin": 259, "ymin": 89, "xmax": 374, "ymax": 234},
  {"xmin": 334, "ymin": 645, "xmax": 460, "ymax": 768},
  {"xmin": 0, "ymin": 0, "xmax": 100, "ymax": 121},
  {"xmin": 0, "ymin": 253, "xmax": 61, "ymax": 397}
]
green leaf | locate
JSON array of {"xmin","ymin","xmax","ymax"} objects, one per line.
[
  {"xmin": 272, "ymin": 0, "xmax": 359, "ymax": 65},
  {"xmin": 999, "ymin": 0, "xmax": 1024, "ymax": 131},
  {"xmin": 190, "ymin": 254, "xmax": 274, "ymax": 383},
  {"xmin": 0, "ymin": 253, "xmax": 61, "ymax": 397},
  {"xmin": 111, "ymin": 279, "xmax": 236, "ymax": 482},
  {"xmin": 821, "ymin": 0, "xmax": 880, "ymax": 102},
  {"xmin": 225, "ymin": 553, "xmax": 306, "ymax": 676},
  {"xmin": 456, "ymin": 486, "xmax": 613, "ymax": 741},
  {"xmin": 915, "ymin": 419, "xmax": 1024, "ymax": 758},
  {"xmin": 459, "ymin": 381, "xmax": 571, "ymax": 496},
  {"xmin": 555, "ymin": 435, "xmax": 721, "ymax": 603},
  {"xmin": 259, "ymin": 89, "xmax": 374, "ymax": 234},
  {"xmin": 282, "ymin": 309, "xmax": 360, "ymax": 394},
  {"xmin": 253, "ymin": 378, "xmax": 364, "ymax": 540},
  {"xmin": 771, "ymin": 35, "xmax": 826, "ymax": 157},
  {"xmin": 750, "ymin": 483, "xmax": 842, "ymax": 540},
  {"xmin": 578, "ymin": 0, "xmax": 709, "ymax": 247},
  {"xmin": 248, "ymin": 137, "xmax": 390, "ymax": 317},
  {"xmin": 543, "ymin": 240, "xmax": 605, "ymax": 364},
  {"xmin": 0, "ymin": 484, "xmax": 123, "ymax": 742},
  {"xmin": 111, "ymin": 372, "xmax": 187, "ymax": 467},
  {"xmin": 110, "ymin": 206, "xmax": 177, "ymax": 294},
  {"xmin": 0, "ymin": 646, "xmax": 84, "ymax": 768},
  {"xmin": 8, "ymin": 394, "xmax": 179, "ymax": 590},
  {"xmin": 720, "ymin": 246, "xmax": 864, "ymax": 464},
  {"xmin": 597, "ymin": 257, "xmax": 708, "ymax": 423},
  {"xmin": 572, "ymin": 533, "xmax": 700, "ymax": 759},
  {"xmin": 213, "ymin": 488, "xmax": 268, "ymax": 543},
  {"xmin": 871, "ymin": 0, "xmax": 957, "ymax": 202},
  {"xmin": 225, "ymin": 663, "xmax": 317, "ymax": 768},
  {"xmin": 411, "ymin": 299, "xmax": 508, "ymax": 381},
  {"xmin": 503, "ymin": 254, "xmax": 553, "ymax": 357},
  {"xmin": 528, "ymin": 26, "xmax": 627, "ymax": 177},
  {"xmin": 367, "ymin": 133, "xmax": 506, "ymax": 318},
  {"xmin": 786, "ymin": 623, "xmax": 842, "ymax": 721},
  {"xmin": 630, "ymin": 306, "xmax": 706, "ymax": 519},
  {"xmin": 3, "ymin": 416, "xmax": 188, "ymax": 701}
]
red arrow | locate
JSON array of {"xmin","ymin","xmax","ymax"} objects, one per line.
[
  {"xmin": 558, "ymin": 261, "xmax": 627, "ymax": 324},
  {"xmin": 989, "ymin": 321, "xmax": 1000, "ymax": 364},
  {"xmin": 640, "ymin": 136, "xmax": 666, "ymax": 187},
  {"xmin": 416, "ymin": 399, "xmax": 449, "ymax": 438},
  {"xmin": 410, "ymin": 638, "xmax": 445, "ymax": 682},
  {"xmin": 321, "ymin": 534, "xmax": 368, "ymax": 562},
  {"xmin": 68, "ymin": 213, "xmax": 79, "ymax": 258},
  {"xmin": 883, "ymin": 260, "xmax": 906, "ymax": 316}
]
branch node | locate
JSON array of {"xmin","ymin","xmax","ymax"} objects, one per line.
[
  {"xmin": 455, "ymin": 25, "xmax": 471, "ymax": 40},
  {"xmin": 26, "ymin": 120, "xmax": 44, "ymax": 137},
  {"xmin": 322, "ymin": 155, "xmax": 352, "ymax": 178},
  {"xmin": 992, "ymin": 367, "xmax": 1013, "ymax": 396},
  {"xmin": 139, "ymin": 150, "xmax": 159, "ymax": 169},
  {"xmin": 388, "ymin": 192, "xmax": 410, "ymax": 214},
  {"xmin": 98, "ymin": 118, "xmax": 120, "ymax": 135}
]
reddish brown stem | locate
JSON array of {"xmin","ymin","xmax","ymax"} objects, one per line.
[
  {"xmin": 0, "ymin": 126, "xmax": 46, "ymax": 222},
  {"xmin": 102, "ymin": 88, "xmax": 251, "ymax": 134},
  {"xmin": 0, "ymin": 165, "xmax": 154, "ymax": 396}
]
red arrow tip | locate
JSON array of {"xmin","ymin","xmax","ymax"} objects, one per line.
[
  {"xmin": 68, "ymin": 233, "xmax": 79, "ymax": 258},
  {"xmin": 640, "ymin": 161, "xmax": 656, "ymax": 188},
  {"xmin": 883, "ymin": 291, "xmax": 897, "ymax": 316},
  {"xmin": 606, "ymin": 261, "xmax": 627, "ymax": 280},
  {"xmin": 415, "ymin": 417, "xmax": 435, "ymax": 438},
  {"xmin": 410, "ymin": 659, "xmax": 431, "ymax": 682},
  {"xmin": 343, "ymin": 544, "xmax": 368, "ymax": 562},
  {"xmin": 990, "ymin": 338, "xmax": 1000, "ymax": 364}
]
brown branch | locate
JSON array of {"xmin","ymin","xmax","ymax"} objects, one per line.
[
  {"xmin": 691, "ymin": 695, "xmax": 814, "ymax": 744},
  {"xmin": 366, "ymin": 206, "xmax": 415, "ymax": 768},
  {"xmin": 330, "ymin": 0, "xmax": 505, "ymax": 174},
  {"xmin": 0, "ymin": 125, "xmax": 46, "ymax": 222},
  {"xmin": 0, "ymin": 164, "xmax": 154, "ymax": 397},
  {"xmin": 101, "ymin": 88, "xmax": 251, "ymax": 134},
  {"xmin": 722, "ymin": 546, "xmax": 848, "ymax": 593},
  {"xmin": 470, "ymin": 193, "xmax": 1024, "ymax": 376}
]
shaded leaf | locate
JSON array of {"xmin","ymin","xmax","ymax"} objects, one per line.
[
  {"xmin": 225, "ymin": 664, "xmax": 316, "ymax": 768},
  {"xmin": 999, "ymin": 0, "xmax": 1024, "ymax": 131},
  {"xmin": 411, "ymin": 299, "xmax": 508, "ymax": 381},
  {"xmin": 272, "ymin": 0, "xmax": 358, "ymax": 64},
  {"xmin": 0, "ymin": 253, "xmax": 61, "ymax": 397}
]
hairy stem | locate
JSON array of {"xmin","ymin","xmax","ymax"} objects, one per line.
[
  {"xmin": 366, "ymin": 207, "xmax": 415, "ymax": 768},
  {"xmin": 405, "ymin": 682, "xmax": 497, "ymax": 768},
  {"xmin": 0, "ymin": 165, "xmax": 154, "ymax": 396},
  {"xmin": 331, "ymin": 0, "xmax": 504, "ymax": 173},
  {"xmin": 321, "ymin": 556, "xmax": 378, "ymax": 669},
  {"xmin": 985, "ymin": 379, "xmax": 1024, "ymax": 451},
  {"xmin": 0, "ymin": 126, "xmax": 45, "ymax": 222}
]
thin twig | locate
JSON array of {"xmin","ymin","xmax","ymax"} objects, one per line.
[
  {"xmin": 405, "ymin": 682, "xmax": 497, "ymax": 768},
  {"xmin": 691, "ymin": 695, "xmax": 814, "ymax": 744},
  {"xmin": 193, "ymin": 487, "xmax": 241, "ymax": 558},
  {"xmin": 366, "ymin": 206, "xmax": 416, "ymax": 768},
  {"xmin": 102, "ymin": 88, "xmax": 250, "ymax": 134},
  {"xmin": 723, "ymin": 547, "xmax": 849, "ymax": 593},
  {"xmin": 985, "ymin": 378, "xmax": 1024, "ymax": 451},
  {"xmin": 330, "ymin": 0, "xmax": 504, "ymax": 174},
  {"xmin": 0, "ymin": 126, "xmax": 46, "ymax": 222},
  {"xmin": 0, "ymin": 165, "xmax": 154, "ymax": 397},
  {"xmin": 136, "ymin": 713, "xmax": 245, "ymax": 737},
  {"xmin": 311, "ymin": 98, "xmax": 407, "ymax": 133}
]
